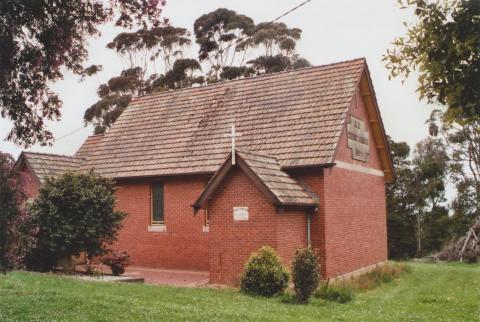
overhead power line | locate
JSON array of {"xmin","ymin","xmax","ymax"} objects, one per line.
[
  {"xmin": 55, "ymin": 126, "xmax": 88, "ymax": 142},
  {"xmin": 220, "ymin": 0, "xmax": 314, "ymax": 63},
  {"xmin": 267, "ymin": 0, "xmax": 313, "ymax": 26}
]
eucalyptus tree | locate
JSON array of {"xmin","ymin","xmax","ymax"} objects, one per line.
[
  {"xmin": 194, "ymin": 8, "xmax": 255, "ymax": 82},
  {"xmin": 84, "ymin": 26, "xmax": 201, "ymax": 134}
]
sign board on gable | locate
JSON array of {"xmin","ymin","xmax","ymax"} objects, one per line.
[
  {"xmin": 347, "ymin": 115, "xmax": 369, "ymax": 162},
  {"xmin": 233, "ymin": 207, "xmax": 249, "ymax": 221}
]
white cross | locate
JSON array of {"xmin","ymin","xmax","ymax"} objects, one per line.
[{"xmin": 224, "ymin": 124, "xmax": 242, "ymax": 165}]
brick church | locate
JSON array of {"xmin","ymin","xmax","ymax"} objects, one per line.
[{"xmin": 16, "ymin": 58, "xmax": 394, "ymax": 285}]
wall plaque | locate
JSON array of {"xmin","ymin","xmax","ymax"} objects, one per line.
[
  {"xmin": 347, "ymin": 115, "xmax": 369, "ymax": 162},
  {"xmin": 233, "ymin": 207, "xmax": 249, "ymax": 221}
]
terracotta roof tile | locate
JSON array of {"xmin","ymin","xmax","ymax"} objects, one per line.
[
  {"xmin": 81, "ymin": 58, "xmax": 366, "ymax": 178},
  {"xmin": 236, "ymin": 150, "xmax": 318, "ymax": 206},
  {"xmin": 74, "ymin": 134, "xmax": 103, "ymax": 159},
  {"xmin": 22, "ymin": 152, "xmax": 83, "ymax": 183}
]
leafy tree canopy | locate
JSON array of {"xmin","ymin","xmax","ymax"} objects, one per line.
[
  {"xmin": 0, "ymin": 0, "xmax": 166, "ymax": 147},
  {"xmin": 386, "ymin": 136, "xmax": 454, "ymax": 258},
  {"xmin": 385, "ymin": 0, "xmax": 480, "ymax": 124},
  {"xmin": 194, "ymin": 8, "xmax": 255, "ymax": 78}
]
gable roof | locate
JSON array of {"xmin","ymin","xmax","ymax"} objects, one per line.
[
  {"xmin": 74, "ymin": 134, "xmax": 103, "ymax": 159},
  {"xmin": 16, "ymin": 152, "xmax": 83, "ymax": 184},
  {"xmin": 83, "ymin": 58, "xmax": 368, "ymax": 179},
  {"xmin": 193, "ymin": 150, "xmax": 319, "ymax": 210},
  {"xmin": 15, "ymin": 134, "xmax": 103, "ymax": 184},
  {"xmin": 356, "ymin": 63, "xmax": 395, "ymax": 182}
]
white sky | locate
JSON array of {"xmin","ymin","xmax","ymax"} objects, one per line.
[{"xmin": 0, "ymin": 0, "xmax": 434, "ymax": 159}]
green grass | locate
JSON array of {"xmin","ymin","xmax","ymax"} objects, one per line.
[{"xmin": 0, "ymin": 262, "xmax": 479, "ymax": 322}]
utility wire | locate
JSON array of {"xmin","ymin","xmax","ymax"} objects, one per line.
[
  {"xmin": 55, "ymin": 126, "xmax": 89, "ymax": 142},
  {"xmin": 267, "ymin": 0, "xmax": 313, "ymax": 26},
  {"xmin": 221, "ymin": 0, "xmax": 314, "ymax": 62}
]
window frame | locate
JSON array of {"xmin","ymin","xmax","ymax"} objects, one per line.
[
  {"xmin": 151, "ymin": 182, "xmax": 165, "ymax": 225},
  {"xmin": 203, "ymin": 176, "xmax": 210, "ymax": 227}
]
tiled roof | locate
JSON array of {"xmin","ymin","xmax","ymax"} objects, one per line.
[
  {"xmin": 236, "ymin": 150, "xmax": 318, "ymax": 206},
  {"xmin": 74, "ymin": 134, "xmax": 103, "ymax": 159},
  {"xmin": 83, "ymin": 58, "xmax": 366, "ymax": 178},
  {"xmin": 22, "ymin": 152, "xmax": 83, "ymax": 183},
  {"xmin": 193, "ymin": 150, "xmax": 318, "ymax": 209}
]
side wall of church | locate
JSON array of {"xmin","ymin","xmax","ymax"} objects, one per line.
[
  {"xmin": 322, "ymin": 92, "xmax": 388, "ymax": 278},
  {"xmin": 113, "ymin": 175, "xmax": 210, "ymax": 271}
]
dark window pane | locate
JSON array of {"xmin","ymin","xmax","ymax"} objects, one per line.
[{"xmin": 152, "ymin": 183, "xmax": 164, "ymax": 223}]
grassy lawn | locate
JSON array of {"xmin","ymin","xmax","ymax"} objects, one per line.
[{"xmin": 0, "ymin": 262, "xmax": 479, "ymax": 322}]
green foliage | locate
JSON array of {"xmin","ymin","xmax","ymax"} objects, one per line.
[
  {"xmin": 0, "ymin": 0, "xmax": 166, "ymax": 147},
  {"xmin": 291, "ymin": 247, "xmax": 320, "ymax": 303},
  {"xmin": 240, "ymin": 246, "xmax": 289, "ymax": 297},
  {"xmin": 0, "ymin": 152, "xmax": 27, "ymax": 273},
  {"xmin": 26, "ymin": 171, "xmax": 126, "ymax": 271},
  {"xmin": 385, "ymin": 0, "xmax": 480, "ymax": 123},
  {"xmin": 314, "ymin": 284, "xmax": 353, "ymax": 304},
  {"xmin": 194, "ymin": 8, "xmax": 255, "ymax": 79},
  {"xmin": 249, "ymin": 22, "xmax": 301, "ymax": 56},
  {"xmin": 387, "ymin": 136, "xmax": 453, "ymax": 258},
  {"xmin": 84, "ymin": 25, "xmax": 202, "ymax": 133},
  {"xmin": 386, "ymin": 137, "xmax": 417, "ymax": 259},
  {"xmin": 100, "ymin": 250, "xmax": 133, "ymax": 276},
  {"xmin": 386, "ymin": 0, "xmax": 480, "ymax": 258}
]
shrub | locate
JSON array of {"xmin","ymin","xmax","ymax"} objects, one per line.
[
  {"xmin": 291, "ymin": 247, "xmax": 320, "ymax": 303},
  {"xmin": 26, "ymin": 171, "xmax": 127, "ymax": 271},
  {"xmin": 0, "ymin": 152, "xmax": 29, "ymax": 273},
  {"xmin": 240, "ymin": 246, "xmax": 289, "ymax": 297},
  {"xmin": 101, "ymin": 250, "xmax": 133, "ymax": 276},
  {"xmin": 314, "ymin": 284, "xmax": 353, "ymax": 304}
]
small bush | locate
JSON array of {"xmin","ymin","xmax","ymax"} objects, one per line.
[
  {"xmin": 240, "ymin": 246, "xmax": 289, "ymax": 297},
  {"xmin": 101, "ymin": 250, "xmax": 133, "ymax": 276},
  {"xmin": 315, "ymin": 284, "xmax": 353, "ymax": 303},
  {"xmin": 26, "ymin": 171, "xmax": 127, "ymax": 271},
  {"xmin": 292, "ymin": 247, "xmax": 320, "ymax": 303}
]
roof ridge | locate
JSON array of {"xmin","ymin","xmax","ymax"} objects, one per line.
[
  {"xmin": 23, "ymin": 151, "xmax": 78, "ymax": 158},
  {"xmin": 236, "ymin": 149, "xmax": 278, "ymax": 161},
  {"xmin": 130, "ymin": 57, "xmax": 366, "ymax": 104}
]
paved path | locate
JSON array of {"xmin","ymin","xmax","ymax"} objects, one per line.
[
  {"xmin": 77, "ymin": 264, "xmax": 209, "ymax": 287},
  {"xmin": 125, "ymin": 266, "xmax": 209, "ymax": 287}
]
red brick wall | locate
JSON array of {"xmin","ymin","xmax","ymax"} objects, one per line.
[
  {"xmin": 113, "ymin": 175, "xmax": 209, "ymax": 271},
  {"xmin": 321, "ymin": 92, "xmax": 387, "ymax": 278},
  {"xmin": 207, "ymin": 167, "xmax": 307, "ymax": 285},
  {"xmin": 289, "ymin": 169, "xmax": 326, "ymax": 276},
  {"xmin": 19, "ymin": 164, "xmax": 39, "ymax": 199},
  {"xmin": 275, "ymin": 209, "xmax": 308, "ymax": 267},
  {"xmin": 322, "ymin": 167, "xmax": 387, "ymax": 278}
]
